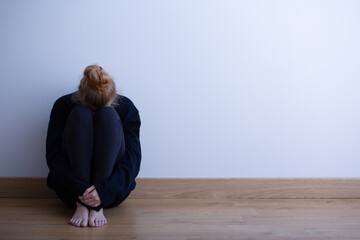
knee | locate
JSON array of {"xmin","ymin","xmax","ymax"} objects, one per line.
[
  {"xmin": 67, "ymin": 104, "xmax": 93, "ymax": 124},
  {"xmin": 96, "ymin": 106, "xmax": 120, "ymax": 124}
]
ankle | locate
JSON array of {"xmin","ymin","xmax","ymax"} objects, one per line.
[
  {"xmin": 90, "ymin": 208, "xmax": 103, "ymax": 213},
  {"xmin": 76, "ymin": 201, "xmax": 86, "ymax": 209}
]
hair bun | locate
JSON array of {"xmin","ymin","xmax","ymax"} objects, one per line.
[
  {"xmin": 78, "ymin": 64, "xmax": 117, "ymax": 110},
  {"xmin": 83, "ymin": 65, "xmax": 113, "ymax": 94}
]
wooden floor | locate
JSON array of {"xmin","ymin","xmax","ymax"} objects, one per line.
[{"xmin": 1, "ymin": 198, "xmax": 360, "ymax": 239}]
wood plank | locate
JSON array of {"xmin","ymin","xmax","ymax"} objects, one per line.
[
  {"xmin": 0, "ymin": 198, "xmax": 360, "ymax": 239},
  {"xmin": 133, "ymin": 178, "xmax": 360, "ymax": 199},
  {"xmin": 0, "ymin": 177, "xmax": 360, "ymax": 199},
  {"xmin": 0, "ymin": 177, "xmax": 56, "ymax": 198}
]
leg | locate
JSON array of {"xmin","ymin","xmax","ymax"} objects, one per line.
[
  {"xmin": 89, "ymin": 106, "xmax": 125, "ymax": 227},
  {"xmin": 63, "ymin": 104, "xmax": 94, "ymax": 183},
  {"xmin": 63, "ymin": 104, "xmax": 94, "ymax": 227},
  {"xmin": 92, "ymin": 106, "xmax": 125, "ymax": 184}
]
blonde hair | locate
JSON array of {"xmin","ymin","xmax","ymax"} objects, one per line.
[{"xmin": 74, "ymin": 64, "xmax": 118, "ymax": 110}]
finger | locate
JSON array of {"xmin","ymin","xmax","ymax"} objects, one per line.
[
  {"xmin": 83, "ymin": 186, "xmax": 95, "ymax": 196},
  {"xmin": 87, "ymin": 191, "xmax": 99, "ymax": 200},
  {"xmin": 87, "ymin": 201, "xmax": 100, "ymax": 207},
  {"xmin": 78, "ymin": 195, "xmax": 93, "ymax": 204},
  {"xmin": 78, "ymin": 196, "xmax": 86, "ymax": 201},
  {"xmin": 80, "ymin": 196, "xmax": 93, "ymax": 203},
  {"xmin": 83, "ymin": 188, "xmax": 95, "ymax": 197},
  {"xmin": 80, "ymin": 192, "xmax": 95, "ymax": 201},
  {"xmin": 87, "ymin": 201, "xmax": 99, "ymax": 207},
  {"xmin": 78, "ymin": 199, "xmax": 87, "ymax": 205},
  {"xmin": 82, "ymin": 198, "xmax": 97, "ymax": 205},
  {"xmin": 80, "ymin": 192, "xmax": 100, "ymax": 204}
]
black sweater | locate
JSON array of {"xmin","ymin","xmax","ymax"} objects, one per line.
[{"xmin": 45, "ymin": 92, "xmax": 141, "ymax": 208}]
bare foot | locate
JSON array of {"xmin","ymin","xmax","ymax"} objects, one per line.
[
  {"xmin": 70, "ymin": 201, "xmax": 89, "ymax": 227},
  {"xmin": 88, "ymin": 208, "xmax": 107, "ymax": 227}
]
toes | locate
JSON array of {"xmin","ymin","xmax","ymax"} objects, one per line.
[
  {"xmin": 72, "ymin": 219, "xmax": 78, "ymax": 226},
  {"xmin": 80, "ymin": 219, "xmax": 88, "ymax": 227},
  {"xmin": 96, "ymin": 219, "xmax": 106, "ymax": 226},
  {"xmin": 70, "ymin": 218, "xmax": 77, "ymax": 226},
  {"xmin": 95, "ymin": 219, "xmax": 105, "ymax": 227},
  {"xmin": 75, "ymin": 219, "xmax": 81, "ymax": 226},
  {"xmin": 89, "ymin": 218, "xmax": 95, "ymax": 227},
  {"xmin": 86, "ymin": 218, "xmax": 107, "ymax": 227},
  {"xmin": 88, "ymin": 215, "xmax": 107, "ymax": 227},
  {"xmin": 70, "ymin": 218, "xmax": 80, "ymax": 227}
]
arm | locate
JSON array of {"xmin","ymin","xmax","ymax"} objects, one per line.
[{"xmin": 94, "ymin": 100, "xmax": 142, "ymax": 207}]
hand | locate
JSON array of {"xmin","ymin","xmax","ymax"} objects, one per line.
[{"xmin": 78, "ymin": 185, "xmax": 102, "ymax": 207}]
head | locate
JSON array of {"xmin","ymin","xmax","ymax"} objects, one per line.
[{"xmin": 77, "ymin": 64, "xmax": 117, "ymax": 111}]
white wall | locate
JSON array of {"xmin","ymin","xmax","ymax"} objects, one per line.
[{"xmin": 0, "ymin": 0, "xmax": 359, "ymax": 177}]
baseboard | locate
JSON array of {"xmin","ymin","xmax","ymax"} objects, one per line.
[{"xmin": 0, "ymin": 177, "xmax": 359, "ymax": 199}]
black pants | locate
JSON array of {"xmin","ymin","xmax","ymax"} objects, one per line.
[{"xmin": 62, "ymin": 104, "xmax": 125, "ymax": 208}]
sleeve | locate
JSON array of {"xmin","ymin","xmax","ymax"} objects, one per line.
[
  {"xmin": 94, "ymin": 101, "xmax": 142, "ymax": 207},
  {"xmin": 46, "ymin": 98, "xmax": 92, "ymax": 198}
]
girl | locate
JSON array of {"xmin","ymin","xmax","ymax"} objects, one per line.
[{"xmin": 45, "ymin": 64, "xmax": 141, "ymax": 227}]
